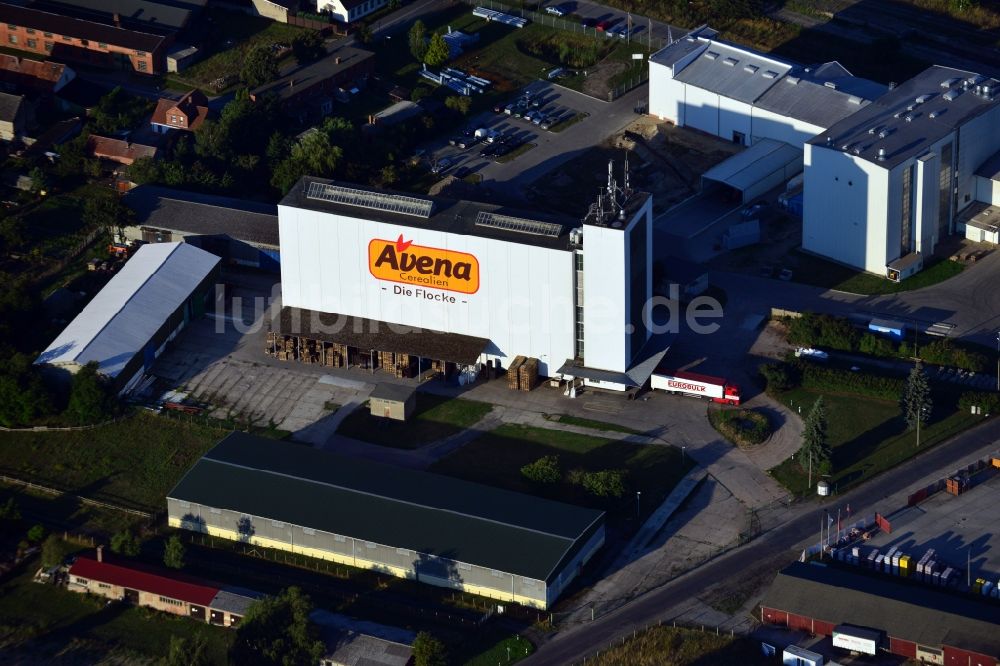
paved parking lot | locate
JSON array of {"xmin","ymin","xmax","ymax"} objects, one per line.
[{"xmin": 427, "ymin": 80, "xmax": 646, "ymax": 202}]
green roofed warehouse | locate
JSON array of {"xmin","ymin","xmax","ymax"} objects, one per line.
[{"xmin": 167, "ymin": 433, "xmax": 606, "ymax": 609}]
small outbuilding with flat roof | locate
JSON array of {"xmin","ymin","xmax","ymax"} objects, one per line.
[
  {"xmin": 368, "ymin": 383, "xmax": 416, "ymax": 421},
  {"xmin": 168, "ymin": 433, "xmax": 606, "ymax": 609}
]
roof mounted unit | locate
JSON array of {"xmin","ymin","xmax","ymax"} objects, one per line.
[
  {"xmin": 878, "ymin": 128, "xmax": 892, "ymax": 139},
  {"xmin": 868, "ymin": 126, "xmax": 880, "ymax": 135},
  {"xmin": 704, "ymin": 51, "xmax": 720, "ymax": 60},
  {"xmin": 824, "ymin": 81, "xmax": 838, "ymax": 89},
  {"xmin": 305, "ymin": 181, "xmax": 433, "ymax": 218},
  {"xmin": 743, "ymin": 64, "xmax": 759, "ymax": 74},
  {"xmin": 915, "ymin": 94, "xmax": 932, "ymax": 103},
  {"xmin": 848, "ymin": 96, "xmax": 863, "ymax": 104},
  {"xmin": 943, "ymin": 89, "xmax": 959, "ymax": 101},
  {"xmin": 762, "ymin": 70, "xmax": 779, "ymax": 79},
  {"xmin": 877, "ymin": 147, "xmax": 887, "ymax": 161},
  {"xmin": 940, "ymin": 77, "xmax": 959, "ymax": 88},
  {"xmin": 723, "ymin": 57, "xmax": 738, "ymax": 66},
  {"xmin": 928, "ymin": 110, "xmax": 941, "ymax": 118},
  {"xmin": 785, "ymin": 76, "xmax": 800, "ymax": 85},
  {"xmin": 904, "ymin": 114, "xmax": 914, "ymax": 122},
  {"xmin": 475, "ymin": 211, "xmax": 562, "ymax": 237}
]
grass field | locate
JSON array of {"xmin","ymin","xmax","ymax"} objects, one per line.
[
  {"xmin": 429, "ymin": 424, "xmax": 692, "ymax": 528},
  {"xmin": 0, "ymin": 412, "xmax": 226, "ymax": 510},
  {"xmin": 769, "ymin": 388, "xmax": 982, "ymax": 495},
  {"xmin": 336, "ymin": 394, "xmax": 492, "ymax": 449},
  {"xmin": 789, "ymin": 252, "xmax": 964, "ymax": 295},
  {"xmin": 588, "ymin": 625, "xmax": 770, "ymax": 666},
  {"xmin": 0, "ymin": 562, "xmax": 232, "ymax": 663},
  {"xmin": 461, "ymin": 632, "xmax": 534, "ymax": 665},
  {"xmin": 543, "ymin": 414, "xmax": 639, "ymax": 435},
  {"xmin": 173, "ymin": 8, "xmax": 307, "ymax": 88}
]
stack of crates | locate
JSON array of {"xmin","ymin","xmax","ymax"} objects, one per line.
[
  {"xmin": 946, "ymin": 476, "xmax": 970, "ymax": 496},
  {"xmin": 507, "ymin": 356, "xmax": 526, "ymax": 390},
  {"xmin": 899, "ymin": 554, "xmax": 911, "ymax": 577},
  {"xmin": 517, "ymin": 357, "xmax": 539, "ymax": 391}
]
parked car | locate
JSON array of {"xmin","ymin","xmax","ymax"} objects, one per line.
[
  {"xmin": 454, "ymin": 166, "xmax": 472, "ymax": 178},
  {"xmin": 596, "ymin": 20, "xmax": 611, "ymax": 32},
  {"xmin": 742, "ymin": 202, "xmax": 772, "ymax": 220},
  {"xmin": 493, "ymin": 102, "xmax": 507, "ymax": 114},
  {"xmin": 545, "ymin": 4, "xmax": 566, "ymax": 16},
  {"xmin": 480, "ymin": 144, "xmax": 498, "ymax": 157},
  {"xmin": 504, "ymin": 103, "xmax": 516, "ymax": 115},
  {"xmin": 778, "ymin": 268, "xmax": 793, "ymax": 281},
  {"xmin": 493, "ymin": 144, "xmax": 513, "ymax": 159},
  {"xmin": 431, "ymin": 157, "xmax": 454, "ymax": 174},
  {"xmin": 456, "ymin": 136, "xmax": 480, "ymax": 149},
  {"xmin": 532, "ymin": 112, "xmax": 546, "ymax": 125},
  {"xmin": 581, "ymin": 17, "xmax": 596, "ymax": 27}
]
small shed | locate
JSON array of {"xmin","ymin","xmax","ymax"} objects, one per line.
[{"xmin": 369, "ymin": 384, "xmax": 416, "ymax": 421}]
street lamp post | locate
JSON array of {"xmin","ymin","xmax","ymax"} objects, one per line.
[
  {"xmin": 995, "ymin": 332, "xmax": 999, "ymax": 391},
  {"xmin": 635, "ymin": 491, "xmax": 641, "ymax": 523},
  {"xmin": 681, "ymin": 446, "xmax": 686, "ymax": 464}
]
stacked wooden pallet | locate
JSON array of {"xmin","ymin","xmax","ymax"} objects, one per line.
[
  {"xmin": 266, "ymin": 332, "xmax": 298, "ymax": 361},
  {"xmin": 507, "ymin": 356, "xmax": 526, "ymax": 390},
  {"xmin": 517, "ymin": 357, "xmax": 538, "ymax": 391},
  {"xmin": 322, "ymin": 342, "xmax": 347, "ymax": 368}
]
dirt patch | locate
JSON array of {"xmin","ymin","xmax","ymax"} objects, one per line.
[{"xmin": 581, "ymin": 61, "xmax": 627, "ymax": 99}]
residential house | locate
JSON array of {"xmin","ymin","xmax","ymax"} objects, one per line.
[
  {"xmin": 150, "ymin": 89, "xmax": 209, "ymax": 134},
  {"xmin": 0, "ymin": 54, "xmax": 74, "ymax": 95},
  {"xmin": 87, "ymin": 134, "xmax": 157, "ymax": 165},
  {"xmin": 0, "ymin": 91, "xmax": 32, "ymax": 141},
  {"xmin": 317, "ymin": 0, "xmax": 387, "ymax": 24},
  {"xmin": 0, "ymin": 3, "xmax": 170, "ymax": 74}
]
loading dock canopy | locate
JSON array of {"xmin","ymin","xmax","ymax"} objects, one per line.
[
  {"xmin": 277, "ymin": 307, "xmax": 488, "ymax": 365},
  {"xmin": 702, "ymin": 138, "xmax": 803, "ymax": 203},
  {"xmin": 833, "ymin": 624, "xmax": 882, "ymax": 655}
]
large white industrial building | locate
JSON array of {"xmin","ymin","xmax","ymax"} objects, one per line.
[
  {"xmin": 276, "ymin": 174, "xmax": 663, "ymax": 390},
  {"xmin": 804, "ymin": 66, "xmax": 1000, "ymax": 278}
]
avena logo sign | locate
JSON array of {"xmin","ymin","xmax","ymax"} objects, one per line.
[{"xmin": 368, "ymin": 235, "xmax": 480, "ymax": 295}]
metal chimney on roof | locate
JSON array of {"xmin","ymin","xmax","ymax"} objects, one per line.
[{"xmin": 877, "ymin": 147, "xmax": 887, "ymax": 161}]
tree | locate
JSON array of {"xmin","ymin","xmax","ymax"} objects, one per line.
[
  {"xmin": 27, "ymin": 524, "xmax": 45, "ymax": 542},
  {"xmin": 91, "ymin": 87, "xmax": 153, "ymax": 134},
  {"xmin": 127, "ymin": 156, "xmax": 161, "ymax": 185},
  {"xmin": 799, "ymin": 396, "xmax": 831, "ymax": 478},
  {"xmin": 163, "ymin": 534, "xmax": 186, "ymax": 569},
  {"xmin": 241, "ymin": 46, "xmax": 279, "ymax": 88},
  {"xmin": 0, "ymin": 353, "xmax": 55, "ymax": 427},
  {"xmin": 230, "ymin": 587, "xmax": 325, "ymax": 666},
  {"xmin": 271, "ymin": 117, "xmax": 351, "ymax": 193},
  {"xmin": 110, "ymin": 529, "xmax": 141, "ymax": 556},
  {"xmin": 356, "ymin": 24, "xmax": 373, "ymax": 45},
  {"xmin": 27, "ymin": 167, "xmax": 49, "ymax": 195},
  {"xmin": 0, "ymin": 497, "xmax": 20, "ymax": 520},
  {"xmin": 581, "ymin": 470, "xmax": 626, "ymax": 498},
  {"xmin": 408, "ymin": 20, "xmax": 428, "ymax": 61},
  {"xmin": 82, "ymin": 189, "xmax": 133, "ymax": 242},
  {"xmin": 412, "ymin": 632, "xmax": 447, "ymax": 666},
  {"xmin": 162, "ymin": 635, "xmax": 210, "ymax": 666},
  {"xmin": 423, "ymin": 33, "xmax": 450, "ymax": 68},
  {"xmin": 41, "ymin": 534, "xmax": 72, "ymax": 568},
  {"xmin": 291, "ymin": 31, "xmax": 324, "ymax": 64},
  {"xmin": 444, "ymin": 95, "xmax": 471, "ymax": 115},
  {"xmin": 67, "ymin": 361, "xmax": 116, "ymax": 425},
  {"xmin": 520, "ymin": 455, "xmax": 561, "ymax": 484},
  {"xmin": 901, "ymin": 362, "xmax": 932, "ymax": 431}
]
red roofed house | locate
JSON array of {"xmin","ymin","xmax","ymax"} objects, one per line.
[
  {"xmin": 68, "ymin": 547, "xmax": 259, "ymax": 627},
  {"xmin": 150, "ymin": 89, "xmax": 209, "ymax": 135},
  {"xmin": 87, "ymin": 134, "xmax": 157, "ymax": 165},
  {"xmin": 0, "ymin": 54, "xmax": 74, "ymax": 95}
]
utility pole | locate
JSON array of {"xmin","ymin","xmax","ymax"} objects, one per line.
[
  {"xmin": 916, "ymin": 410, "xmax": 920, "ymax": 448},
  {"xmin": 995, "ymin": 332, "xmax": 999, "ymax": 391},
  {"xmin": 808, "ymin": 450, "xmax": 813, "ymax": 490},
  {"xmin": 648, "ymin": 17, "xmax": 651, "ymax": 51}
]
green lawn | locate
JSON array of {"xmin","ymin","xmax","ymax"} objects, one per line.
[
  {"xmin": 0, "ymin": 563, "xmax": 231, "ymax": 662},
  {"xmin": 173, "ymin": 9, "xmax": 308, "ymax": 88},
  {"xmin": 769, "ymin": 388, "xmax": 982, "ymax": 495},
  {"xmin": 461, "ymin": 632, "xmax": 535, "ymax": 665},
  {"xmin": 335, "ymin": 394, "xmax": 492, "ymax": 449},
  {"xmin": 21, "ymin": 183, "xmax": 107, "ymax": 259},
  {"xmin": 495, "ymin": 142, "xmax": 536, "ymax": 164},
  {"xmin": 790, "ymin": 252, "xmax": 964, "ymax": 295},
  {"xmin": 549, "ymin": 112, "xmax": 587, "ymax": 133},
  {"xmin": 543, "ymin": 414, "xmax": 640, "ymax": 435},
  {"xmin": 429, "ymin": 424, "xmax": 693, "ymax": 528},
  {"xmin": 0, "ymin": 411, "xmax": 226, "ymax": 510}
]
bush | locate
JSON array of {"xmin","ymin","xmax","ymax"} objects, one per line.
[
  {"xmin": 163, "ymin": 534, "xmax": 186, "ymax": 569},
  {"xmin": 786, "ymin": 312, "xmax": 859, "ymax": 352},
  {"xmin": 859, "ymin": 333, "xmax": 896, "ymax": 358},
  {"xmin": 518, "ymin": 33, "xmax": 609, "ymax": 68},
  {"xmin": 521, "ymin": 455, "xmax": 561, "ymax": 484},
  {"xmin": 27, "ymin": 524, "xmax": 45, "ymax": 542},
  {"xmin": 111, "ymin": 529, "xmax": 141, "ymax": 556},
  {"xmin": 759, "ymin": 362, "xmax": 797, "ymax": 393},
  {"xmin": 801, "ymin": 365, "xmax": 904, "ymax": 400},
  {"xmin": 920, "ymin": 339, "xmax": 988, "ymax": 372},
  {"xmin": 41, "ymin": 535, "xmax": 72, "ymax": 568},
  {"xmin": 710, "ymin": 408, "xmax": 771, "ymax": 447},
  {"xmin": 67, "ymin": 361, "xmax": 116, "ymax": 425},
  {"xmin": 580, "ymin": 470, "xmax": 626, "ymax": 498},
  {"xmin": 959, "ymin": 391, "xmax": 1000, "ymax": 415}
]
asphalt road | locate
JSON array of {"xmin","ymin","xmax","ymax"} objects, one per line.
[
  {"xmin": 536, "ymin": 0, "xmax": 685, "ymax": 47},
  {"xmin": 526, "ymin": 417, "xmax": 1000, "ymax": 665}
]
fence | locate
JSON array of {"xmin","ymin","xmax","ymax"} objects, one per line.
[
  {"xmin": 0, "ymin": 473, "xmax": 156, "ymax": 519},
  {"xmin": 32, "ymin": 226, "xmax": 104, "ymax": 284},
  {"xmin": 577, "ymin": 617, "xmax": 751, "ymax": 664},
  {"xmin": 460, "ymin": 0, "xmax": 669, "ymax": 49},
  {"xmin": 906, "ymin": 451, "xmax": 1000, "ymax": 506}
]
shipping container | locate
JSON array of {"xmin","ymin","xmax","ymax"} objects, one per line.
[{"xmin": 868, "ymin": 318, "xmax": 907, "ymax": 340}]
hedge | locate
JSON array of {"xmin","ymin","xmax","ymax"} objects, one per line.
[
  {"xmin": 710, "ymin": 408, "xmax": 771, "ymax": 447},
  {"xmin": 800, "ymin": 365, "xmax": 905, "ymax": 401},
  {"xmin": 959, "ymin": 391, "xmax": 1000, "ymax": 415}
]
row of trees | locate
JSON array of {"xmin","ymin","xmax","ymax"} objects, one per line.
[
  {"xmin": 408, "ymin": 20, "xmax": 452, "ymax": 68},
  {"xmin": 520, "ymin": 455, "xmax": 628, "ymax": 498}
]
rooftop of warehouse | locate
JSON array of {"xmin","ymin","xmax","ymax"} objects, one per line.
[
  {"xmin": 168, "ymin": 433, "xmax": 605, "ymax": 582},
  {"xmin": 31, "ymin": 0, "xmax": 193, "ymax": 33},
  {"xmin": 765, "ymin": 562, "xmax": 1000, "ymax": 655},
  {"xmin": 280, "ymin": 177, "xmax": 580, "ymax": 251},
  {"xmin": 0, "ymin": 3, "xmax": 166, "ymax": 51},
  {"xmin": 809, "ymin": 65, "xmax": 1000, "ymax": 169},
  {"xmin": 249, "ymin": 44, "xmax": 374, "ymax": 102},
  {"xmin": 123, "ymin": 184, "xmax": 279, "ymax": 247}
]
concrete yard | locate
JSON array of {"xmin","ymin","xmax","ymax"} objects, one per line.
[{"xmin": 869, "ymin": 472, "xmax": 1000, "ymax": 579}]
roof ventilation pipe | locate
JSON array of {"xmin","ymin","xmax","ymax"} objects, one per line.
[{"xmin": 877, "ymin": 148, "xmax": 887, "ymax": 161}]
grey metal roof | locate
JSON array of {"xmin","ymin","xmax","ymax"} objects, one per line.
[
  {"xmin": 33, "ymin": 0, "xmax": 192, "ymax": 32},
  {"xmin": 168, "ymin": 433, "xmax": 605, "ymax": 582},
  {"xmin": 809, "ymin": 65, "xmax": 1000, "ymax": 169},
  {"xmin": 322, "ymin": 630, "xmax": 413, "ymax": 666},
  {"xmin": 0, "ymin": 91, "xmax": 23, "ymax": 121},
  {"xmin": 280, "ymin": 177, "xmax": 576, "ymax": 251},
  {"xmin": 558, "ymin": 330, "xmax": 672, "ymax": 387},
  {"xmin": 674, "ymin": 41, "xmax": 791, "ymax": 104},
  {"xmin": 209, "ymin": 587, "xmax": 262, "ymax": 616},
  {"xmin": 765, "ymin": 562, "xmax": 1000, "ymax": 655},
  {"xmin": 702, "ymin": 139, "xmax": 802, "ymax": 191},
  {"xmin": 250, "ymin": 44, "xmax": 374, "ymax": 102},
  {"xmin": 648, "ymin": 27, "xmax": 714, "ymax": 68},
  {"xmin": 369, "ymin": 383, "xmax": 416, "ymax": 403},
  {"xmin": 123, "ymin": 185, "xmax": 279, "ymax": 247},
  {"xmin": 755, "ymin": 75, "xmax": 873, "ymax": 128},
  {"xmin": 35, "ymin": 242, "xmax": 219, "ymax": 378}
]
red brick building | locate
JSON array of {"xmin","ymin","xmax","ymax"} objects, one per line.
[
  {"xmin": 150, "ymin": 88, "xmax": 209, "ymax": 134},
  {"xmin": 763, "ymin": 562, "xmax": 1000, "ymax": 666},
  {"xmin": 0, "ymin": 4, "xmax": 168, "ymax": 74}
]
